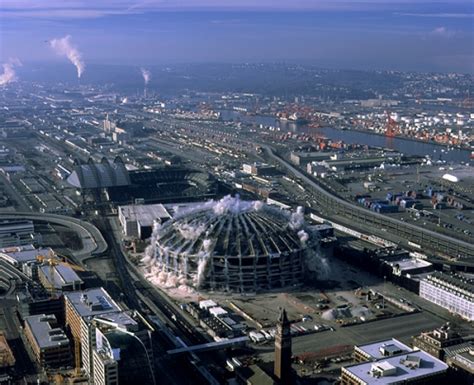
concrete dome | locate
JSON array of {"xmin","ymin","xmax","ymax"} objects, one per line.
[{"xmin": 151, "ymin": 196, "xmax": 311, "ymax": 293}]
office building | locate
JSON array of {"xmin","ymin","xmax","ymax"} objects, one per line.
[
  {"xmin": 419, "ymin": 272, "xmax": 473, "ymax": 321},
  {"xmin": 341, "ymin": 350, "xmax": 448, "ymax": 385},
  {"xmin": 354, "ymin": 338, "xmax": 412, "ymax": 362},
  {"xmin": 91, "ymin": 311, "xmax": 155, "ymax": 385},
  {"xmin": 24, "ymin": 314, "xmax": 71, "ymax": 369},
  {"xmin": 412, "ymin": 323, "xmax": 464, "ymax": 360},
  {"xmin": 64, "ymin": 288, "xmax": 121, "ymax": 376}
]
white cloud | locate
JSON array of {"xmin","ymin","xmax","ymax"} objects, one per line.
[
  {"xmin": 397, "ymin": 12, "xmax": 474, "ymax": 18},
  {"xmin": 430, "ymin": 26, "xmax": 455, "ymax": 37}
]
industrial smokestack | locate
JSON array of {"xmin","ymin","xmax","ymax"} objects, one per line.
[
  {"xmin": 49, "ymin": 35, "xmax": 85, "ymax": 79},
  {"xmin": 0, "ymin": 58, "xmax": 22, "ymax": 86}
]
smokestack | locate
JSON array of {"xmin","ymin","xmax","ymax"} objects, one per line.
[
  {"xmin": 49, "ymin": 35, "xmax": 85, "ymax": 79},
  {"xmin": 0, "ymin": 58, "xmax": 22, "ymax": 86}
]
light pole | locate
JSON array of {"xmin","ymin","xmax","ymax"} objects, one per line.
[
  {"xmin": 382, "ymin": 276, "xmax": 387, "ymax": 309},
  {"xmin": 121, "ymin": 330, "xmax": 156, "ymax": 385}
]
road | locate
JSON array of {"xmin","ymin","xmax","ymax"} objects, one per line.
[{"xmin": 0, "ymin": 212, "xmax": 107, "ymax": 261}]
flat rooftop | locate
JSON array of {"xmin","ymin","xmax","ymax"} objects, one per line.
[
  {"xmin": 94, "ymin": 311, "xmax": 139, "ymax": 332},
  {"xmin": 40, "ymin": 264, "xmax": 83, "ymax": 289},
  {"xmin": 356, "ymin": 338, "xmax": 412, "ymax": 360},
  {"xmin": 25, "ymin": 314, "xmax": 69, "ymax": 349},
  {"xmin": 343, "ymin": 350, "xmax": 448, "ymax": 384},
  {"xmin": 64, "ymin": 287, "xmax": 121, "ymax": 318},
  {"xmin": 385, "ymin": 258, "xmax": 433, "ymax": 272},
  {"xmin": 119, "ymin": 204, "xmax": 170, "ymax": 226},
  {"xmin": 0, "ymin": 245, "xmax": 53, "ymax": 264}
]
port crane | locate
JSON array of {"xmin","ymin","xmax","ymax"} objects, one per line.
[{"xmin": 385, "ymin": 112, "xmax": 400, "ymax": 137}]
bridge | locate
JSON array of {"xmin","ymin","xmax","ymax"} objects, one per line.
[{"xmin": 167, "ymin": 336, "xmax": 249, "ymax": 355}]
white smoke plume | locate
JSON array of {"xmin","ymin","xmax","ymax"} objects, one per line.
[
  {"xmin": 213, "ymin": 194, "xmax": 254, "ymax": 215},
  {"xmin": 0, "ymin": 58, "xmax": 21, "ymax": 86},
  {"xmin": 177, "ymin": 223, "xmax": 206, "ymax": 240},
  {"xmin": 289, "ymin": 206, "xmax": 305, "ymax": 230},
  {"xmin": 297, "ymin": 229, "xmax": 309, "ymax": 245},
  {"xmin": 141, "ymin": 68, "xmax": 151, "ymax": 85},
  {"xmin": 49, "ymin": 35, "xmax": 85, "ymax": 78}
]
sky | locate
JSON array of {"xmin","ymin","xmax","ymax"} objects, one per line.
[{"xmin": 0, "ymin": 0, "xmax": 473, "ymax": 73}]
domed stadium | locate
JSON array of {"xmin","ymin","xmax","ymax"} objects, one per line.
[
  {"xmin": 67, "ymin": 157, "xmax": 218, "ymax": 204},
  {"xmin": 144, "ymin": 196, "xmax": 318, "ymax": 293}
]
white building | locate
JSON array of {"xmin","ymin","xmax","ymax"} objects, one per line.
[
  {"xmin": 419, "ymin": 272, "xmax": 473, "ymax": 321},
  {"xmin": 341, "ymin": 350, "xmax": 448, "ymax": 384},
  {"xmin": 118, "ymin": 204, "xmax": 170, "ymax": 239}
]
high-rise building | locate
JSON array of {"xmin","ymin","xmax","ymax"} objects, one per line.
[
  {"xmin": 274, "ymin": 308, "xmax": 293, "ymax": 385},
  {"xmin": 91, "ymin": 311, "xmax": 155, "ymax": 385},
  {"xmin": 63, "ymin": 288, "xmax": 121, "ymax": 377}
]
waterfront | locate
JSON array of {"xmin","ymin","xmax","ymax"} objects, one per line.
[{"xmin": 220, "ymin": 110, "xmax": 472, "ymax": 163}]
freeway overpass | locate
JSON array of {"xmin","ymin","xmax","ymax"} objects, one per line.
[
  {"xmin": 0, "ymin": 212, "xmax": 107, "ymax": 262},
  {"xmin": 264, "ymin": 146, "xmax": 474, "ymax": 265}
]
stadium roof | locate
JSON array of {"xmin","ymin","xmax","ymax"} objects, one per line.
[{"xmin": 67, "ymin": 157, "xmax": 131, "ymax": 189}]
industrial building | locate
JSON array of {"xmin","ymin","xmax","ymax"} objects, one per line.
[
  {"xmin": 23, "ymin": 314, "xmax": 72, "ymax": 369},
  {"xmin": 118, "ymin": 203, "xmax": 170, "ymax": 239},
  {"xmin": 341, "ymin": 350, "xmax": 448, "ymax": 385},
  {"xmin": 354, "ymin": 338, "xmax": 412, "ymax": 362},
  {"xmin": 242, "ymin": 162, "xmax": 277, "ymax": 176},
  {"xmin": 149, "ymin": 196, "xmax": 319, "ymax": 293},
  {"xmin": 290, "ymin": 151, "xmax": 331, "ymax": 166},
  {"xmin": 446, "ymin": 345, "xmax": 474, "ymax": 379},
  {"xmin": 419, "ymin": 272, "xmax": 474, "ymax": 321},
  {"xmin": 0, "ymin": 220, "xmax": 40, "ymax": 248}
]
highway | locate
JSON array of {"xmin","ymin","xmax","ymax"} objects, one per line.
[
  {"xmin": 0, "ymin": 212, "xmax": 107, "ymax": 261},
  {"xmin": 263, "ymin": 146, "xmax": 474, "ymax": 262}
]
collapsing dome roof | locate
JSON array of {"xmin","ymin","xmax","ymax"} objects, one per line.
[
  {"xmin": 142, "ymin": 195, "xmax": 328, "ymax": 293},
  {"xmin": 157, "ymin": 198, "xmax": 303, "ymax": 257}
]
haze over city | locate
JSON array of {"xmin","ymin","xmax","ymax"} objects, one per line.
[{"xmin": 1, "ymin": 0, "xmax": 473, "ymax": 72}]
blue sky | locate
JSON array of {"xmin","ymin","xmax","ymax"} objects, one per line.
[{"xmin": 1, "ymin": 0, "xmax": 473, "ymax": 72}]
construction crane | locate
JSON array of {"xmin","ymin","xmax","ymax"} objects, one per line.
[
  {"xmin": 385, "ymin": 112, "xmax": 400, "ymax": 138},
  {"xmin": 36, "ymin": 251, "xmax": 59, "ymax": 295},
  {"xmin": 74, "ymin": 337, "xmax": 81, "ymax": 376}
]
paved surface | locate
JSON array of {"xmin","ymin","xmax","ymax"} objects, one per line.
[{"xmin": 258, "ymin": 311, "xmax": 444, "ymax": 363}]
